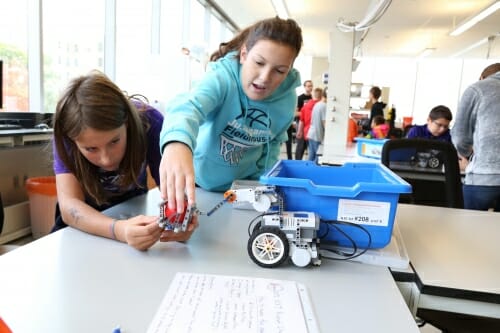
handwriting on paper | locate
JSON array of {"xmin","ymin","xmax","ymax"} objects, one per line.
[{"xmin": 147, "ymin": 272, "xmax": 309, "ymax": 333}]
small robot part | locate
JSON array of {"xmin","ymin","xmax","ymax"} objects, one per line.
[
  {"xmin": 158, "ymin": 199, "xmax": 197, "ymax": 233},
  {"xmin": 158, "ymin": 193, "xmax": 236, "ymax": 233}
]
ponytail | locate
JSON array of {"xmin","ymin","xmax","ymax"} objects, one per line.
[{"xmin": 210, "ymin": 17, "xmax": 302, "ymax": 62}]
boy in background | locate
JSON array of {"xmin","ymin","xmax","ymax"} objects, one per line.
[
  {"xmin": 306, "ymin": 88, "xmax": 327, "ymax": 161},
  {"xmin": 296, "ymin": 87, "xmax": 323, "ymax": 160},
  {"xmin": 406, "ymin": 105, "xmax": 452, "ymax": 142},
  {"xmin": 293, "ymin": 80, "xmax": 314, "ymax": 160},
  {"xmin": 368, "ymin": 86, "xmax": 386, "ymax": 130}
]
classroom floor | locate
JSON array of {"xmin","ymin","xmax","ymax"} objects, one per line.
[{"xmin": 7, "ymin": 234, "xmax": 34, "ymax": 246}]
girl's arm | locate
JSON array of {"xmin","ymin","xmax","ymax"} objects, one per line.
[
  {"xmin": 159, "ymin": 68, "xmax": 228, "ymax": 212},
  {"xmin": 56, "ymin": 173, "xmax": 163, "ymax": 250}
]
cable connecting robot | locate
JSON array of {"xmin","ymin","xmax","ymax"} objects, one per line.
[{"xmin": 158, "ymin": 185, "xmax": 322, "ymax": 268}]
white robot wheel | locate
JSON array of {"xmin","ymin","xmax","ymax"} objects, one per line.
[{"xmin": 291, "ymin": 248, "xmax": 312, "ymax": 267}]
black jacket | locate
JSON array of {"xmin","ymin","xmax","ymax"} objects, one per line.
[{"xmin": 369, "ymin": 102, "xmax": 387, "ymax": 128}]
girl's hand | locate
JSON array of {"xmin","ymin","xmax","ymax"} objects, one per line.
[
  {"xmin": 115, "ymin": 215, "xmax": 162, "ymax": 251},
  {"xmin": 159, "ymin": 215, "xmax": 199, "ymax": 242},
  {"xmin": 159, "ymin": 142, "xmax": 196, "ymax": 214}
]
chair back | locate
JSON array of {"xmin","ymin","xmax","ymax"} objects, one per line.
[{"xmin": 381, "ymin": 138, "xmax": 464, "ymax": 208}]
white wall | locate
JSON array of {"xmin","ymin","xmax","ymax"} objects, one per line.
[
  {"xmin": 310, "ymin": 56, "xmax": 329, "ymax": 89},
  {"xmin": 293, "ymin": 54, "xmax": 312, "ymax": 95},
  {"xmin": 351, "ymin": 57, "xmax": 500, "ymax": 125}
]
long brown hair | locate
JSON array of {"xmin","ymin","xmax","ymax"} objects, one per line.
[
  {"xmin": 52, "ymin": 71, "xmax": 147, "ymax": 205},
  {"xmin": 210, "ymin": 17, "xmax": 303, "ymax": 62}
]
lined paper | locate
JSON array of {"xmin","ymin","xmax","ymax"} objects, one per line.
[{"xmin": 146, "ymin": 272, "xmax": 319, "ymax": 333}]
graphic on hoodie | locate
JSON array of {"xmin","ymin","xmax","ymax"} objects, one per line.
[{"xmin": 220, "ymin": 107, "xmax": 271, "ymax": 165}]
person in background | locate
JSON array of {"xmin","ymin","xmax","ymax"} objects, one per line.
[
  {"xmin": 452, "ymin": 63, "xmax": 500, "ymax": 211},
  {"xmin": 366, "ymin": 115, "xmax": 389, "ymax": 139},
  {"xmin": 52, "ymin": 72, "xmax": 195, "ymax": 251},
  {"xmin": 293, "ymin": 80, "xmax": 313, "ymax": 160},
  {"xmin": 347, "ymin": 112, "xmax": 365, "ymax": 143},
  {"xmin": 159, "ymin": 17, "xmax": 303, "ymax": 214},
  {"xmin": 347, "ymin": 117, "xmax": 359, "ymax": 144},
  {"xmin": 406, "ymin": 105, "xmax": 452, "ymax": 142},
  {"xmin": 296, "ymin": 87, "xmax": 322, "ymax": 160},
  {"xmin": 368, "ymin": 86, "xmax": 386, "ymax": 129},
  {"xmin": 306, "ymin": 88, "xmax": 327, "ymax": 161}
]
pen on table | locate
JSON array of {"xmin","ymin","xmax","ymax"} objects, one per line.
[{"xmin": 112, "ymin": 325, "xmax": 121, "ymax": 333}]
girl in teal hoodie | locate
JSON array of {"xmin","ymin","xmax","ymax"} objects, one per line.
[{"xmin": 159, "ymin": 17, "xmax": 303, "ymax": 214}]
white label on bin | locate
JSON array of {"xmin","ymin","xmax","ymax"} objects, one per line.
[
  {"xmin": 337, "ymin": 199, "xmax": 390, "ymax": 227},
  {"xmin": 362, "ymin": 143, "xmax": 382, "ymax": 158}
]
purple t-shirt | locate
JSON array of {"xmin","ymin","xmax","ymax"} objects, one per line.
[
  {"xmin": 406, "ymin": 124, "xmax": 451, "ymax": 142},
  {"xmin": 53, "ymin": 104, "xmax": 163, "ymax": 211}
]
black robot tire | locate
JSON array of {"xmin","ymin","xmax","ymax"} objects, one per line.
[
  {"xmin": 427, "ymin": 156, "xmax": 440, "ymax": 168},
  {"xmin": 247, "ymin": 226, "xmax": 289, "ymax": 268}
]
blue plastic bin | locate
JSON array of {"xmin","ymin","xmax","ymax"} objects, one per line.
[
  {"xmin": 355, "ymin": 137, "xmax": 388, "ymax": 159},
  {"xmin": 259, "ymin": 160, "xmax": 412, "ymax": 248}
]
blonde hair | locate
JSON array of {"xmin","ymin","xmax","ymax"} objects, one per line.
[{"xmin": 313, "ymin": 88, "xmax": 323, "ymax": 99}]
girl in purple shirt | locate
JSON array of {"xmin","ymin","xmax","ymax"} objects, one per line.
[{"xmin": 52, "ymin": 72, "xmax": 195, "ymax": 250}]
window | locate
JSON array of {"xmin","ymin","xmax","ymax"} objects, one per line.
[
  {"xmin": 222, "ymin": 24, "xmax": 235, "ymax": 42},
  {"xmin": 208, "ymin": 13, "xmax": 222, "ymax": 54},
  {"xmin": 0, "ymin": 0, "xmax": 29, "ymax": 112},
  {"xmin": 3, "ymin": 0, "xmax": 237, "ymax": 113},
  {"xmin": 115, "ymin": 0, "xmax": 153, "ymax": 98},
  {"xmin": 189, "ymin": 0, "xmax": 206, "ymax": 48},
  {"xmin": 159, "ymin": 0, "xmax": 188, "ymax": 102},
  {"xmin": 43, "ymin": 0, "xmax": 105, "ymax": 113},
  {"xmin": 187, "ymin": 0, "xmax": 208, "ymax": 87}
]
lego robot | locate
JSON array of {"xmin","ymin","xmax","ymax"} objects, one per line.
[
  {"xmin": 158, "ymin": 185, "xmax": 322, "ymax": 268},
  {"xmin": 224, "ymin": 186, "xmax": 322, "ymax": 268}
]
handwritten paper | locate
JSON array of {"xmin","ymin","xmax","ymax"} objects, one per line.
[{"xmin": 146, "ymin": 272, "xmax": 318, "ymax": 333}]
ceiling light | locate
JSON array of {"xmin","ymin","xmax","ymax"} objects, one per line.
[
  {"xmin": 271, "ymin": 0, "xmax": 289, "ymax": 19},
  {"xmin": 449, "ymin": 1, "xmax": 500, "ymax": 36},
  {"xmin": 451, "ymin": 37, "xmax": 488, "ymax": 58},
  {"xmin": 418, "ymin": 48, "xmax": 436, "ymax": 58}
]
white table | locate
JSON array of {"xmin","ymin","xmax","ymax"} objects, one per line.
[
  {"xmin": 395, "ymin": 204, "xmax": 500, "ymax": 319},
  {"xmin": 0, "ymin": 188, "xmax": 419, "ymax": 333}
]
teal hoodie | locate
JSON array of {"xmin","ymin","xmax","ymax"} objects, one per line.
[{"xmin": 160, "ymin": 51, "xmax": 301, "ymax": 191}]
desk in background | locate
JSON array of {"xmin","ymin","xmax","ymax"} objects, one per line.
[
  {"xmin": 0, "ymin": 188, "xmax": 419, "ymax": 333},
  {"xmin": 0, "ymin": 129, "xmax": 54, "ymax": 244},
  {"xmin": 395, "ymin": 204, "xmax": 500, "ymax": 322},
  {"xmin": 319, "ymin": 143, "xmax": 379, "ymax": 166}
]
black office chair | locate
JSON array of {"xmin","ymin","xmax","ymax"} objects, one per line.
[
  {"xmin": 381, "ymin": 138, "xmax": 464, "ymax": 208},
  {"xmin": 0, "ymin": 193, "xmax": 20, "ymax": 255},
  {"xmin": 387, "ymin": 127, "xmax": 404, "ymax": 139},
  {"xmin": 403, "ymin": 124, "xmax": 414, "ymax": 137}
]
